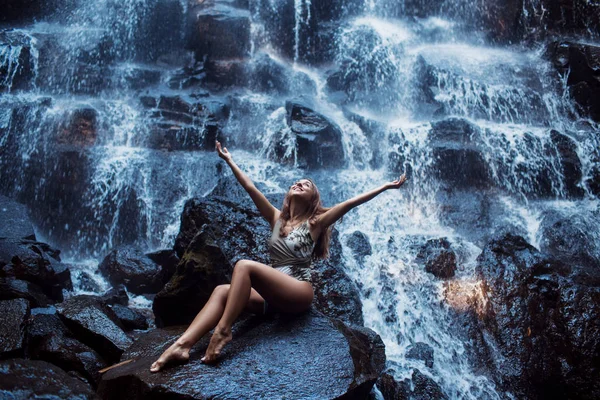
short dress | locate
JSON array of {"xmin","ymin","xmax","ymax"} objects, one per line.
[{"xmin": 267, "ymin": 219, "xmax": 315, "ymax": 284}]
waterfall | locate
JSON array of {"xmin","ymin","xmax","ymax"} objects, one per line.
[{"xmin": 1, "ymin": 0, "xmax": 598, "ymax": 398}]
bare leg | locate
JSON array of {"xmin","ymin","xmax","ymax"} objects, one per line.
[
  {"xmin": 202, "ymin": 260, "xmax": 313, "ymax": 363},
  {"xmin": 150, "ymin": 284, "xmax": 264, "ymax": 372}
]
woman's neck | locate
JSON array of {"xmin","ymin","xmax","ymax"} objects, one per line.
[{"xmin": 288, "ymin": 198, "xmax": 309, "ymax": 222}]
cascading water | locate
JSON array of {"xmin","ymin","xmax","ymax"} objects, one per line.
[{"xmin": 1, "ymin": 0, "xmax": 598, "ymax": 398}]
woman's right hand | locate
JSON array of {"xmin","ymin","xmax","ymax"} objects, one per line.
[{"xmin": 216, "ymin": 140, "xmax": 232, "ymax": 163}]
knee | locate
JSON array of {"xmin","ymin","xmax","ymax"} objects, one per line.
[
  {"xmin": 213, "ymin": 284, "xmax": 230, "ymax": 299},
  {"xmin": 233, "ymin": 259, "xmax": 252, "ymax": 274}
]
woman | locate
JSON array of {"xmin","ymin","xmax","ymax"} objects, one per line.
[{"xmin": 150, "ymin": 140, "xmax": 407, "ymax": 372}]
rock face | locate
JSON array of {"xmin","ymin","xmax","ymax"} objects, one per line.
[
  {"xmin": 0, "ymin": 358, "xmax": 97, "ymax": 399},
  {"xmin": 0, "ymin": 298, "xmax": 30, "ymax": 357},
  {"xmin": 0, "ymin": 238, "xmax": 72, "ymax": 301},
  {"xmin": 281, "ymin": 100, "xmax": 346, "ymax": 169},
  {"xmin": 27, "ymin": 309, "xmax": 108, "ymax": 387},
  {"xmin": 475, "ymin": 233, "xmax": 600, "ymax": 400},
  {"xmin": 0, "ymin": 277, "xmax": 51, "ymax": 307},
  {"xmin": 0, "ymin": 195, "xmax": 36, "ymax": 240},
  {"xmin": 156, "ymin": 194, "xmax": 363, "ymax": 327},
  {"xmin": 548, "ymin": 41, "xmax": 600, "ymax": 122},
  {"xmin": 377, "ymin": 369, "xmax": 448, "ymax": 400},
  {"xmin": 98, "ymin": 309, "xmax": 385, "ymax": 400},
  {"xmin": 56, "ymin": 295, "xmax": 133, "ymax": 363},
  {"xmin": 98, "ymin": 246, "xmax": 164, "ymax": 295},
  {"xmin": 416, "ymin": 238, "xmax": 457, "ymax": 279}
]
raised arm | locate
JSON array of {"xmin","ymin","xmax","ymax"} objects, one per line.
[
  {"xmin": 216, "ymin": 141, "xmax": 279, "ymax": 227},
  {"xmin": 315, "ymin": 174, "xmax": 408, "ymax": 230}
]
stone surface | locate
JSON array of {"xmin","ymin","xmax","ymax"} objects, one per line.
[
  {"xmin": 0, "ymin": 358, "xmax": 97, "ymax": 399},
  {"xmin": 56, "ymin": 108, "xmax": 97, "ymax": 146},
  {"xmin": 98, "ymin": 246, "xmax": 164, "ymax": 295},
  {"xmin": 474, "ymin": 233, "xmax": 600, "ymax": 399},
  {"xmin": 56, "ymin": 295, "xmax": 133, "ymax": 363},
  {"xmin": 0, "ymin": 238, "xmax": 72, "ymax": 301},
  {"xmin": 0, "ymin": 277, "xmax": 51, "ymax": 307},
  {"xmin": 377, "ymin": 369, "xmax": 448, "ymax": 400},
  {"xmin": 282, "ymin": 99, "xmax": 346, "ymax": 169},
  {"xmin": 110, "ymin": 304, "xmax": 149, "ymax": 331},
  {"xmin": 0, "ymin": 195, "xmax": 35, "ymax": 240},
  {"xmin": 98, "ymin": 309, "xmax": 385, "ymax": 400},
  {"xmin": 27, "ymin": 309, "xmax": 108, "ymax": 386},
  {"xmin": 406, "ymin": 342, "xmax": 435, "ymax": 369},
  {"xmin": 346, "ymin": 230, "xmax": 373, "ymax": 260},
  {"xmin": 416, "ymin": 238, "xmax": 457, "ymax": 279},
  {"xmin": 0, "ymin": 298, "xmax": 30, "ymax": 357}
]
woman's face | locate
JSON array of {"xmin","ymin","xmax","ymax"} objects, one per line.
[{"xmin": 289, "ymin": 179, "xmax": 314, "ymax": 201}]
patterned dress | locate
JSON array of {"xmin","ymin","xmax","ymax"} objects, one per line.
[{"xmin": 267, "ymin": 219, "xmax": 315, "ymax": 283}]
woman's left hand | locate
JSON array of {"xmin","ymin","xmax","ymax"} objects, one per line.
[{"xmin": 386, "ymin": 173, "xmax": 408, "ymax": 189}]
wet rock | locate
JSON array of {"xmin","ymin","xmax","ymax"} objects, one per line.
[
  {"xmin": 377, "ymin": 369, "xmax": 448, "ymax": 400},
  {"xmin": 550, "ymin": 130, "xmax": 584, "ymax": 198},
  {"xmin": 547, "ymin": 41, "xmax": 600, "ymax": 122},
  {"xmin": 98, "ymin": 246, "xmax": 163, "ymax": 295},
  {"xmin": 145, "ymin": 249, "xmax": 179, "ymax": 286},
  {"xmin": 100, "ymin": 284, "xmax": 129, "ymax": 306},
  {"xmin": 475, "ymin": 233, "xmax": 600, "ymax": 399},
  {"xmin": 56, "ymin": 107, "xmax": 97, "ymax": 146},
  {"xmin": 247, "ymin": 53, "xmax": 317, "ymax": 95},
  {"xmin": 0, "ymin": 238, "xmax": 72, "ymax": 301},
  {"xmin": 416, "ymin": 238, "xmax": 457, "ymax": 279},
  {"xmin": 98, "ymin": 309, "xmax": 385, "ymax": 400},
  {"xmin": 312, "ymin": 229, "xmax": 364, "ymax": 325},
  {"xmin": 139, "ymin": 95, "xmax": 229, "ymax": 151},
  {"xmin": 27, "ymin": 310, "xmax": 108, "ymax": 386},
  {"xmin": 279, "ymin": 99, "xmax": 345, "ymax": 169},
  {"xmin": 0, "ymin": 298, "xmax": 30, "ymax": 357},
  {"xmin": 346, "ymin": 230, "xmax": 373, "ymax": 260},
  {"xmin": 0, "ymin": 30, "xmax": 36, "ymax": 92},
  {"xmin": 429, "ymin": 118, "xmax": 492, "ymax": 189},
  {"xmin": 153, "ymin": 225, "xmax": 233, "ymax": 327},
  {"xmin": 168, "ymin": 196, "xmax": 363, "ymax": 326},
  {"xmin": 56, "ymin": 295, "xmax": 133, "ymax": 363},
  {"xmin": 187, "ymin": 1, "xmax": 251, "ymax": 60},
  {"xmin": 0, "ymin": 195, "xmax": 36, "ymax": 240},
  {"xmin": 0, "ymin": 277, "xmax": 51, "ymax": 307},
  {"xmin": 537, "ymin": 209, "xmax": 600, "ymax": 269},
  {"xmin": 109, "ymin": 304, "xmax": 149, "ymax": 331},
  {"xmin": 406, "ymin": 342, "xmax": 435, "ymax": 369},
  {"xmin": 0, "ymin": 358, "xmax": 97, "ymax": 399}
]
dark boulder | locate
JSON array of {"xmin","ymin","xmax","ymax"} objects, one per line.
[
  {"xmin": 100, "ymin": 284, "xmax": 129, "ymax": 306},
  {"xmin": 0, "ymin": 277, "xmax": 51, "ymax": 307},
  {"xmin": 109, "ymin": 304, "xmax": 149, "ymax": 331},
  {"xmin": 0, "ymin": 238, "xmax": 72, "ymax": 301},
  {"xmin": 0, "ymin": 195, "xmax": 36, "ymax": 240},
  {"xmin": 0, "ymin": 30, "xmax": 37, "ymax": 93},
  {"xmin": 56, "ymin": 107, "xmax": 98, "ymax": 146},
  {"xmin": 145, "ymin": 249, "xmax": 179, "ymax": 287},
  {"xmin": 346, "ymin": 230, "xmax": 373, "ymax": 260},
  {"xmin": 547, "ymin": 41, "xmax": 600, "ymax": 122},
  {"xmin": 0, "ymin": 298, "xmax": 30, "ymax": 357},
  {"xmin": 0, "ymin": 358, "xmax": 97, "ymax": 399},
  {"xmin": 279, "ymin": 99, "xmax": 345, "ymax": 169},
  {"xmin": 550, "ymin": 130, "xmax": 584, "ymax": 198},
  {"xmin": 56, "ymin": 295, "xmax": 133, "ymax": 363},
  {"xmin": 166, "ymin": 196, "xmax": 363, "ymax": 326},
  {"xmin": 98, "ymin": 246, "xmax": 163, "ymax": 295},
  {"xmin": 376, "ymin": 369, "xmax": 448, "ymax": 400},
  {"xmin": 416, "ymin": 238, "xmax": 457, "ymax": 279},
  {"xmin": 187, "ymin": 1, "xmax": 251, "ymax": 60},
  {"xmin": 537, "ymin": 209, "xmax": 600, "ymax": 269},
  {"xmin": 98, "ymin": 309, "xmax": 385, "ymax": 400},
  {"xmin": 428, "ymin": 118, "xmax": 492, "ymax": 189},
  {"xmin": 475, "ymin": 233, "xmax": 600, "ymax": 399},
  {"xmin": 153, "ymin": 226, "xmax": 233, "ymax": 327},
  {"xmin": 406, "ymin": 342, "xmax": 435, "ymax": 369},
  {"xmin": 27, "ymin": 309, "xmax": 108, "ymax": 386}
]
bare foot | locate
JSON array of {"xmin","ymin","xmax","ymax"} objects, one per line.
[
  {"xmin": 150, "ymin": 341, "xmax": 190, "ymax": 372},
  {"xmin": 201, "ymin": 327, "xmax": 232, "ymax": 364}
]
